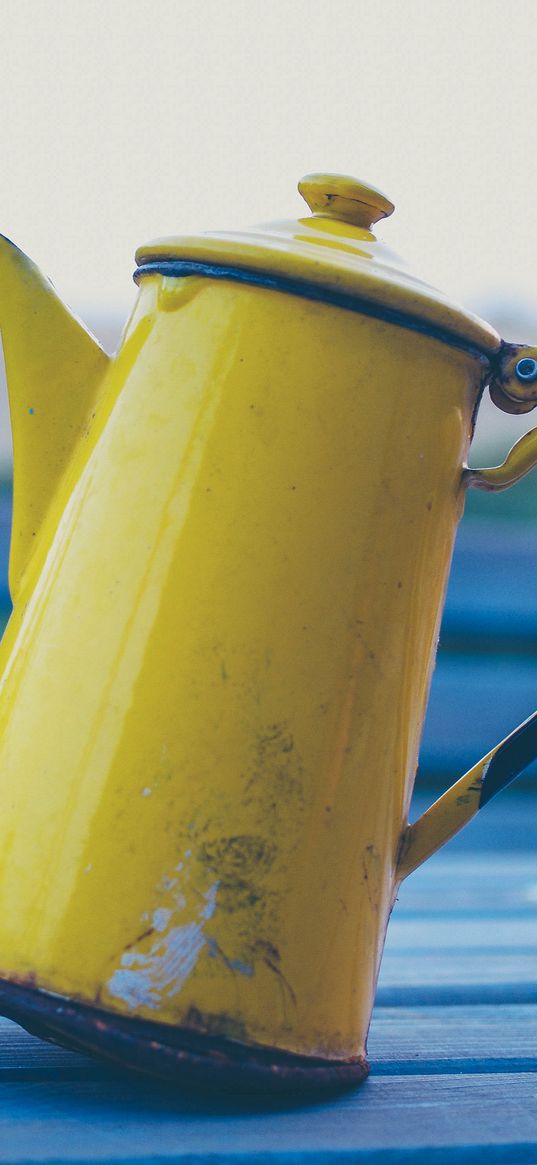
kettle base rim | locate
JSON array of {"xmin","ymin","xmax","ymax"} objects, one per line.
[{"xmin": 0, "ymin": 978, "xmax": 369, "ymax": 1095}]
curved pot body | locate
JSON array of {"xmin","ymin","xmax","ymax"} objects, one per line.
[{"xmin": 0, "ymin": 272, "xmax": 485, "ymax": 1062}]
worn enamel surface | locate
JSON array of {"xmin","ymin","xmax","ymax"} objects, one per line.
[
  {"xmin": 0, "ymin": 268, "xmax": 484, "ymax": 1060},
  {"xmin": 0, "ymin": 174, "xmax": 535, "ymax": 1076}
]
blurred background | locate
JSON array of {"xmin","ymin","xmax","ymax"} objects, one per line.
[{"xmin": 0, "ymin": 0, "xmax": 536, "ymax": 811}]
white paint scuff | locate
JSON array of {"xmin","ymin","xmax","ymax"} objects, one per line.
[{"xmin": 107, "ymin": 881, "xmax": 218, "ymax": 1010}]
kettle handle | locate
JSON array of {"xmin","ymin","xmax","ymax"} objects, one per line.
[
  {"xmin": 397, "ymin": 712, "xmax": 537, "ymax": 880},
  {"xmin": 463, "ymin": 424, "xmax": 537, "ymax": 491},
  {"xmin": 464, "ymin": 342, "xmax": 537, "ymax": 491},
  {"xmin": 397, "ymin": 349, "xmax": 537, "ymax": 881}
]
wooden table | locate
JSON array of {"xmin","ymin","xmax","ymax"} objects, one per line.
[{"xmin": 0, "ymin": 792, "xmax": 535, "ymax": 1164}]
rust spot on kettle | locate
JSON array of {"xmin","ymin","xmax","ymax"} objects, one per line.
[
  {"xmin": 122, "ymin": 926, "xmax": 155, "ymax": 952},
  {"xmin": 255, "ymin": 939, "xmax": 297, "ymax": 1011}
]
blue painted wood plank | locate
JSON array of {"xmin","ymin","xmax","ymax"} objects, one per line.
[
  {"xmin": 0, "ymin": 1073, "xmax": 536, "ymax": 1163},
  {"xmin": 369, "ymin": 1003, "xmax": 537, "ymax": 1076},
  {"xmin": 378, "ymin": 947, "xmax": 537, "ymax": 992}
]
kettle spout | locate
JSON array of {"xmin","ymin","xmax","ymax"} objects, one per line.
[{"xmin": 0, "ymin": 236, "xmax": 110, "ymax": 600}]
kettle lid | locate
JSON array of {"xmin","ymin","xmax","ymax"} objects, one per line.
[{"xmin": 135, "ymin": 173, "xmax": 500, "ymax": 357}]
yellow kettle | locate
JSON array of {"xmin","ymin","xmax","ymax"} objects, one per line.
[{"xmin": 0, "ymin": 173, "xmax": 535, "ymax": 1092}]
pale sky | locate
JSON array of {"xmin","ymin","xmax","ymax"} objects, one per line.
[{"xmin": 2, "ymin": 0, "xmax": 537, "ymax": 333}]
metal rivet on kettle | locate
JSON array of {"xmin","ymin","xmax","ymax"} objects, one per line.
[{"xmin": 515, "ymin": 357, "xmax": 537, "ymax": 383}]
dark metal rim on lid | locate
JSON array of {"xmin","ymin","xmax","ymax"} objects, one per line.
[{"xmin": 134, "ymin": 259, "xmax": 494, "ymax": 362}]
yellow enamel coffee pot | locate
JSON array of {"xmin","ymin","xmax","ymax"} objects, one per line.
[{"xmin": 0, "ymin": 173, "xmax": 535, "ymax": 1091}]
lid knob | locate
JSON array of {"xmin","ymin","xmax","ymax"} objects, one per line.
[{"xmin": 298, "ymin": 173, "xmax": 395, "ymax": 231}]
